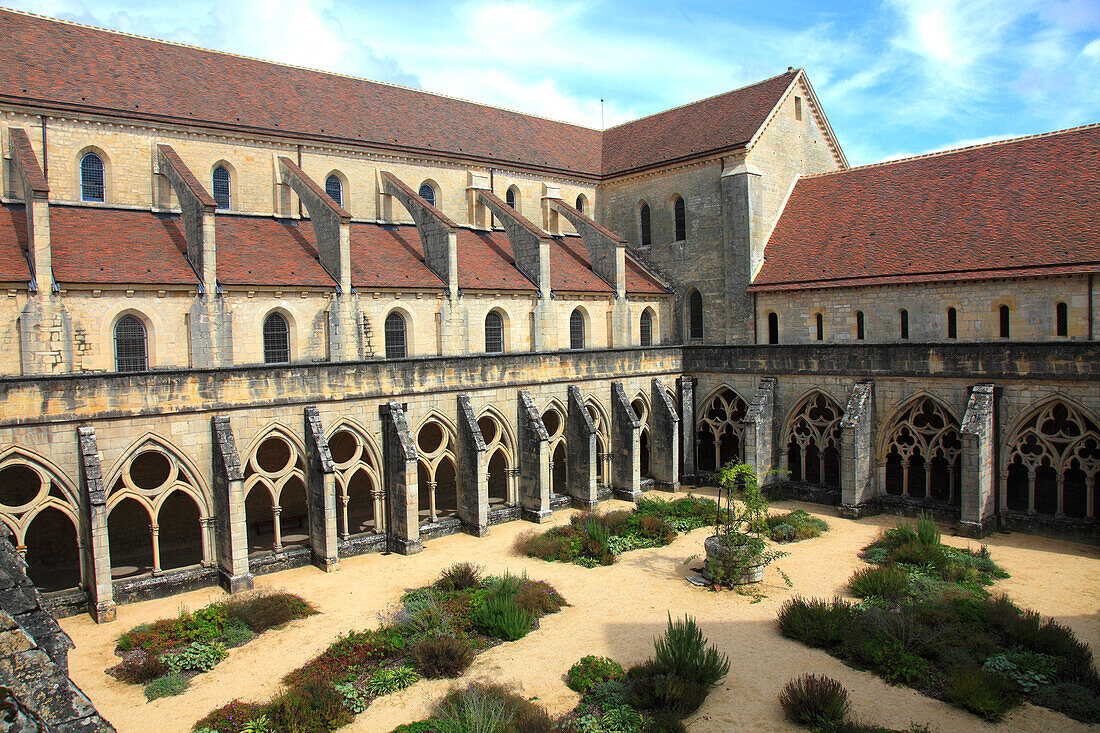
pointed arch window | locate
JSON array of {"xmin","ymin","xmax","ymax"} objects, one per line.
[
  {"xmin": 575, "ymin": 194, "xmax": 586, "ymax": 213},
  {"xmin": 385, "ymin": 312, "xmax": 407, "ymax": 359},
  {"xmin": 688, "ymin": 290, "xmax": 703, "ymax": 340},
  {"xmin": 263, "ymin": 313, "xmax": 290, "ymax": 364},
  {"xmin": 505, "ymin": 187, "xmax": 518, "ymax": 210},
  {"xmin": 640, "ymin": 309, "xmax": 653, "ymax": 347},
  {"xmin": 768, "ymin": 312, "xmax": 779, "ymax": 344},
  {"xmin": 81, "ymin": 152, "xmax": 105, "ymax": 202},
  {"xmin": 673, "ymin": 196, "xmax": 686, "ymax": 241},
  {"xmin": 569, "ymin": 309, "xmax": 585, "ymax": 350},
  {"xmin": 485, "ymin": 311, "xmax": 504, "ymax": 354},
  {"xmin": 1056, "ymin": 302, "xmax": 1068, "ymax": 337},
  {"xmin": 325, "ymin": 175, "xmax": 343, "ymax": 206},
  {"xmin": 212, "ymin": 165, "xmax": 231, "ymax": 210},
  {"xmin": 639, "ymin": 203, "xmax": 652, "ymax": 246},
  {"xmin": 418, "ymin": 183, "xmax": 436, "ymax": 207},
  {"xmin": 114, "ymin": 315, "xmax": 148, "ymax": 372}
]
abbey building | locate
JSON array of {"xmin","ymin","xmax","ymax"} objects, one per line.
[{"xmin": 0, "ymin": 9, "xmax": 1094, "ymax": 623}]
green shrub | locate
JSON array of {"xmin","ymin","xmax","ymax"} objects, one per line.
[
  {"xmin": 223, "ymin": 621, "xmax": 255, "ymax": 647},
  {"xmin": 486, "ymin": 572, "xmax": 524, "ymax": 599},
  {"xmin": 389, "ymin": 723, "xmax": 440, "ymax": 733},
  {"xmin": 434, "ymin": 682, "xmax": 554, "ymax": 733},
  {"xmin": 642, "ymin": 709, "xmax": 687, "ymax": 733},
  {"xmin": 116, "ymin": 632, "xmax": 134, "ymax": 652},
  {"xmin": 411, "ymin": 634, "xmax": 475, "ymax": 678},
  {"xmin": 267, "ymin": 679, "xmax": 353, "ymax": 732},
  {"xmin": 162, "ymin": 641, "xmax": 227, "ymax": 674},
  {"xmin": 848, "ymin": 565, "xmax": 910, "ymax": 604},
  {"xmin": 652, "ymin": 614, "xmax": 730, "ymax": 687},
  {"xmin": 585, "ymin": 679, "xmax": 629, "ymax": 710},
  {"xmin": 777, "ymin": 597, "xmax": 851, "ymax": 649},
  {"xmin": 513, "ymin": 579, "xmax": 567, "ymax": 615},
  {"xmin": 144, "ymin": 673, "xmax": 189, "ymax": 701},
  {"xmin": 778, "ymin": 674, "xmax": 850, "ymax": 732},
  {"xmin": 890, "ymin": 521, "xmax": 919, "ymax": 547},
  {"xmin": 915, "ymin": 514, "xmax": 940, "ymax": 547},
  {"xmin": 366, "ymin": 666, "xmax": 419, "ymax": 696},
  {"xmin": 601, "ymin": 705, "xmax": 644, "ymax": 732},
  {"xmin": 111, "ymin": 654, "xmax": 165, "ymax": 684},
  {"xmin": 651, "ymin": 674, "xmax": 710, "ymax": 716},
  {"xmin": 567, "ymin": 655, "xmax": 624, "ymax": 693},
  {"xmin": 434, "ymin": 562, "xmax": 483, "ymax": 592},
  {"xmin": 240, "ymin": 713, "xmax": 274, "ymax": 733},
  {"xmin": 943, "ymin": 666, "xmax": 1019, "ymax": 721},
  {"xmin": 981, "ymin": 651, "xmax": 1056, "ymax": 692},
  {"xmin": 224, "ymin": 590, "xmax": 317, "ymax": 633},
  {"xmin": 284, "ymin": 630, "xmax": 393, "ymax": 688},
  {"xmin": 473, "ymin": 595, "xmax": 533, "ymax": 641},
  {"xmin": 871, "ymin": 643, "xmax": 931, "ymax": 687},
  {"xmin": 333, "ymin": 681, "xmax": 369, "ymax": 714},
  {"xmin": 518, "ymin": 530, "xmax": 575, "ymax": 562},
  {"xmin": 767, "ymin": 510, "xmax": 828, "ymax": 542},
  {"xmin": 193, "ymin": 699, "xmax": 265, "ymax": 732},
  {"xmin": 1030, "ymin": 681, "xmax": 1100, "ymax": 724}
]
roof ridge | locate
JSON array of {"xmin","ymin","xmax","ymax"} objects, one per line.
[
  {"xmin": 0, "ymin": 8, "xmax": 603, "ymax": 134},
  {"xmin": 802, "ymin": 122, "xmax": 1100, "ymax": 178},
  {"xmin": 602, "ymin": 68, "xmax": 800, "ymax": 132}
]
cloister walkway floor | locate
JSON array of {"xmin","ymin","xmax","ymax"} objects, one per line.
[{"xmin": 59, "ymin": 491, "xmax": 1100, "ymax": 733}]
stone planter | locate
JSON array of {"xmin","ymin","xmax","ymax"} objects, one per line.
[{"xmin": 702, "ymin": 534, "xmax": 765, "ymax": 586}]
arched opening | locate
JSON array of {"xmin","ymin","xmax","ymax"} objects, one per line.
[
  {"xmin": 157, "ymin": 491, "xmax": 202, "ymax": 571},
  {"xmin": 114, "ymin": 314, "xmax": 148, "ymax": 372},
  {"xmin": 108, "ymin": 498, "xmax": 153, "ymax": 579},
  {"xmin": 640, "ymin": 309, "xmax": 654, "ymax": 347},
  {"xmin": 23, "ymin": 508, "xmax": 80, "ymax": 592},
  {"xmin": 263, "ymin": 312, "xmax": 290, "ymax": 364},
  {"xmin": 212, "ymin": 165, "xmax": 231, "ymax": 210},
  {"xmin": 767, "ymin": 312, "xmax": 779, "ymax": 344},
  {"xmin": 1063, "ymin": 465, "xmax": 1088, "ymax": 519},
  {"xmin": 639, "ymin": 430, "xmax": 650, "ymax": 477},
  {"xmin": 856, "ymin": 311, "xmax": 865, "ymax": 340},
  {"xmin": 385, "ymin": 311, "xmax": 407, "ymax": 359},
  {"xmin": 418, "ymin": 182, "xmax": 436, "ymax": 207},
  {"xmin": 900, "ymin": 309, "xmax": 909, "ymax": 340},
  {"xmin": 815, "ymin": 313, "xmax": 824, "ymax": 341},
  {"xmin": 325, "ymin": 174, "xmax": 344, "ymax": 207},
  {"xmin": 696, "ymin": 387, "xmax": 747, "ymax": 473},
  {"xmin": 882, "ymin": 397, "xmax": 961, "ymax": 505},
  {"xmin": 999, "ymin": 305, "xmax": 1010, "ymax": 338},
  {"xmin": 552, "ymin": 442, "xmax": 567, "ymax": 495},
  {"xmin": 673, "ymin": 196, "xmax": 686, "ymax": 241},
  {"xmin": 485, "ymin": 310, "xmax": 504, "ymax": 353},
  {"xmin": 435, "ymin": 458, "xmax": 458, "ymax": 517},
  {"xmin": 80, "ymin": 151, "xmax": 105, "ymax": 202},
  {"xmin": 417, "ymin": 463, "xmax": 433, "ymax": 524},
  {"xmin": 639, "ymin": 203, "xmax": 652, "ymax": 246},
  {"xmin": 947, "ymin": 307, "xmax": 958, "ymax": 339},
  {"xmin": 344, "ymin": 469, "xmax": 376, "ymax": 535},
  {"xmin": 575, "ymin": 194, "xmax": 587, "ymax": 213},
  {"xmin": 488, "ymin": 450, "xmax": 509, "ymax": 508},
  {"xmin": 687, "ymin": 290, "xmax": 703, "ymax": 340},
  {"xmin": 1056, "ymin": 302, "xmax": 1068, "ymax": 337},
  {"xmin": 278, "ymin": 477, "xmax": 310, "ymax": 548},
  {"xmin": 505, "ymin": 186, "xmax": 519, "ymax": 211},
  {"xmin": 569, "ymin": 309, "xmax": 585, "ymax": 350},
  {"xmin": 784, "ymin": 392, "xmax": 843, "ymax": 490},
  {"xmin": 1005, "ymin": 458, "xmax": 1029, "ymax": 511},
  {"xmin": 0, "ymin": 464, "xmax": 41, "ymax": 506},
  {"xmin": 245, "ymin": 488, "xmax": 275, "ymax": 555}
]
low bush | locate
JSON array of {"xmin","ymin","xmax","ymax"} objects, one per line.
[
  {"xmin": 224, "ymin": 590, "xmax": 317, "ymax": 633},
  {"xmin": 914, "ymin": 514, "xmax": 940, "ymax": 547},
  {"xmin": 411, "ymin": 634, "xmax": 475, "ymax": 678},
  {"xmin": 111, "ymin": 654, "xmax": 165, "ymax": 684},
  {"xmin": 513, "ymin": 579, "xmax": 567, "ymax": 615},
  {"xmin": 943, "ymin": 666, "xmax": 1019, "ymax": 721},
  {"xmin": 473, "ymin": 595, "xmax": 533, "ymax": 641},
  {"xmin": 585, "ymin": 679, "xmax": 629, "ymax": 711},
  {"xmin": 194, "ymin": 700, "xmax": 265, "ymax": 732},
  {"xmin": 162, "ymin": 641, "xmax": 227, "ymax": 674},
  {"xmin": 778, "ymin": 674, "xmax": 850, "ymax": 732},
  {"xmin": 517, "ymin": 530, "xmax": 574, "ymax": 562},
  {"xmin": 767, "ymin": 510, "xmax": 828, "ymax": 542},
  {"xmin": 267, "ymin": 680, "xmax": 353, "ymax": 732},
  {"xmin": 389, "ymin": 724, "xmax": 439, "ymax": 733},
  {"xmin": 567, "ymin": 655, "xmax": 624, "ymax": 693},
  {"xmin": 777, "ymin": 597, "xmax": 851, "ymax": 649},
  {"xmin": 602, "ymin": 705, "xmax": 645, "ymax": 732},
  {"xmin": 283, "ymin": 630, "xmax": 393, "ymax": 688},
  {"xmin": 222, "ymin": 622, "xmax": 255, "ymax": 647},
  {"xmin": 365, "ymin": 666, "xmax": 419, "ymax": 696},
  {"xmin": 1029, "ymin": 681, "xmax": 1100, "ymax": 724},
  {"xmin": 434, "ymin": 682, "xmax": 555, "ymax": 733},
  {"xmin": 433, "ymin": 562, "xmax": 482, "ymax": 592},
  {"xmin": 333, "ymin": 681, "xmax": 369, "ymax": 714},
  {"xmin": 641, "ymin": 709, "xmax": 687, "ymax": 733},
  {"xmin": 388, "ymin": 593, "xmax": 454, "ymax": 642},
  {"xmin": 144, "ymin": 672, "xmax": 189, "ymax": 701},
  {"xmin": 652, "ymin": 614, "xmax": 730, "ymax": 688},
  {"xmin": 847, "ymin": 564, "xmax": 910, "ymax": 604}
]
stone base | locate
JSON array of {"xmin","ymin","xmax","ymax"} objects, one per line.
[
  {"xmin": 839, "ymin": 502, "xmax": 876, "ymax": 519},
  {"xmin": 90, "ymin": 600, "xmax": 116, "ymax": 624},
  {"xmin": 612, "ymin": 488, "xmax": 644, "ymax": 502},
  {"xmin": 310, "ymin": 553, "xmax": 341, "ymax": 572},
  {"xmin": 391, "ymin": 536, "xmax": 424, "ymax": 555},
  {"xmin": 218, "ymin": 570, "xmax": 255, "ymax": 594},
  {"xmin": 998, "ymin": 511, "xmax": 1098, "ymax": 546},
  {"xmin": 958, "ymin": 516, "xmax": 998, "ymax": 540},
  {"xmin": 522, "ymin": 508, "xmax": 554, "ymax": 523},
  {"xmin": 570, "ymin": 496, "xmax": 600, "ymax": 510},
  {"xmin": 652, "ymin": 480, "xmax": 680, "ymax": 492},
  {"xmin": 461, "ymin": 521, "xmax": 490, "ymax": 538}
]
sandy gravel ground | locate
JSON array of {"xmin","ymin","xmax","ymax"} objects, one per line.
[{"xmin": 59, "ymin": 493, "xmax": 1100, "ymax": 733}]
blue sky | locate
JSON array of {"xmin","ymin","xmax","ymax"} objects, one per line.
[{"xmin": 7, "ymin": 0, "xmax": 1100, "ymax": 165}]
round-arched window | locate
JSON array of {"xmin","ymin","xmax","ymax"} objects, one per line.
[
  {"xmin": 485, "ymin": 311, "xmax": 504, "ymax": 354},
  {"xmin": 81, "ymin": 152, "xmax": 105, "ymax": 202},
  {"xmin": 114, "ymin": 315, "xmax": 147, "ymax": 372},
  {"xmin": 212, "ymin": 165, "xmax": 231, "ymax": 210},
  {"xmin": 385, "ymin": 312, "xmax": 407, "ymax": 359},
  {"xmin": 569, "ymin": 309, "xmax": 585, "ymax": 350},
  {"xmin": 418, "ymin": 183, "xmax": 436, "ymax": 207},
  {"xmin": 325, "ymin": 175, "xmax": 343, "ymax": 207},
  {"xmin": 640, "ymin": 309, "xmax": 653, "ymax": 347},
  {"xmin": 263, "ymin": 313, "xmax": 290, "ymax": 364}
]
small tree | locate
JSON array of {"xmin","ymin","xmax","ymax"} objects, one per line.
[{"xmin": 704, "ymin": 461, "xmax": 787, "ymax": 586}]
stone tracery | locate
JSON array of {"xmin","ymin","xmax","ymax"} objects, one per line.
[
  {"xmin": 882, "ymin": 397, "xmax": 961, "ymax": 503},
  {"xmin": 1005, "ymin": 400, "xmax": 1098, "ymax": 519},
  {"xmin": 784, "ymin": 391, "xmax": 842, "ymax": 488}
]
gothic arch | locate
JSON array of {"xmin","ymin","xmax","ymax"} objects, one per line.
[
  {"xmin": 586, "ymin": 397, "xmax": 612, "ymax": 486},
  {"xmin": 631, "ymin": 391, "xmax": 652, "ymax": 477},
  {"xmin": 782, "ymin": 390, "xmax": 843, "ymax": 488},
  {"xmin": 476, "ymin": 405, "xmax": 518, "ymax": 506},
  {"xmin": 696, "ymin": 385, "xmax": 748, "ymax": 473},
  {"xmin": 1002, "ymin": 397, "xmax": 1099, "ymax": 519},
  {"xmin": 879, "ymin": 393, "xmax": 962, "ymax": 503},
  {"xmin": 540, "ymin": 400, "xmax": 568, "ymax": 494},
  {"xmin": 415, "ymin": 412, "xmax": 459, "ymax": 523},
  {"xmin": 243, "ymin": 424, "xmax": 310, "ymax": 556},
  {"xmin": 326, "ymin": 418, "xmax": 383, "ymax": 538}
]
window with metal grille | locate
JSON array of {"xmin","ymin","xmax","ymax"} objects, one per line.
[
  {"xmin": 114, "ymin": 315, "xmax": 147, "ymax": 372},
  {"xmin": 506, "ymin": 187, "xmax": 518, "ymax": 210},
  {"xmin": 999, "ymin": 305, "xmax": 1010, "ymax": 338},
  {"xmin": 263, "ymin": 313, "xmax": 290, "ymax": 364},
  {"xmin": 640, "ymin": 309, "xmax": 653, "ymax": 346},
  {"xmin": 900, "ymin": 309, "xmax": 909, "ymax": 340},
  {"xmin": 575, "ymin": 195, "xmax": 585, "ymax": 213},
  {"xmin": 673, "ymin": 196, "xmax": 686, "ymax": 241},
  {"xmin": 485, "ymin": 311, "xmax": 504, "ymax": 353},
  {"xmin": 569, "ymin": 309, "xmax": 585, "ymax": 350},
  {"xmin": 325, "ymin": 174, "xmax": 343, "ymax": 206},
  {"xmin": 418, "ymin": 183, "xmax": 435, "ymax": 207},
  {"xmin": 768, "ymin": 312, "xmax": 779, "ymax": 344},
  {"xmin": 81, "ymin": 152, "xmax": 105, "ymax": 202},
  {"xmin": 212, "ymin": 165, "xmax": 231, "ymax": 210},
  {"xmin": 1056, "ymin": 302, "xmax": 1067, "ymax": 337},
  {"xmin": 947, "ymin": 308, "xmax": 958, "ymax": 339},
  {"xmin": 688, "ymin": 290, "xmax": 703, "ymax": 340},
  {"xmin": 856, "ymin": 311, "xmax": 865, "ymax": 340},
  {"xmin": 385, "ymin": 311, "xmax": 407, "ymax": 358},
  {"xmin": 815, "ymin": 313, "xmax": 824, "ymax": 341},
  {"xmin": 640, "ymin": 203, "xmax": 651, "ymax": 246}
]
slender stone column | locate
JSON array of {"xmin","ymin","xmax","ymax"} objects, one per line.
[
  {"xmin": 380, "ymin": 402, "xmax": 423, "ymax": 554},
  {"xmin": 743, "ymin": 378, "xmax": 777, "ymax": 484},
  {"xmin": 649, "ymin": 379, "xmax": 680, "ymax": 491},
  {"xmin": 679, "ymin": 376, "xmax": 697, "ymax": 480},
  {"xmin": 566, "ymin": 386, "xmax": 599, "ymax": 507},
  {"xmin": 212, "ymin": 416, "xmax": 253, "ymax": 593},
  {"xmin": 517, "ymin": 390, "xmax": 552, "ymax": 521},
  {"xmin": 839, "ymin": 380, "xmax": 875, "ymax": 517},
  {"xmin": 457, "ymin": 395, "xmax": 490, "ymax": 536},
  {"xmin": 959, "ymin": 384, "xmax": 996, "ymax": 538},
  {"xmin": 76, "ymin": 426, "xmax": 114, "ymax": 623},
  {"xmin": 611, "ymin": 382, "xmax": 642, "ymax": 501},
  {"xmin": 304, "ymin": 406, "xmax": 340, "ymax": 571}
]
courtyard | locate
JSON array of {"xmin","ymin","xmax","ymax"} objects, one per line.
[{"xmin": 55, "ymin": 492, "xmax": 1099, "ymax": 732}]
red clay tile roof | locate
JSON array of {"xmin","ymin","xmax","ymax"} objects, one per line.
[
  {"xmin": 215, "ymin": 216, "xmax": 336, "ymax": 288},
  {"xmin": 554, "ymin": 236, "xmax": 669, "ymax": 295},
  {"xmin": 349, "ymin": 224, "xmax": 445, "ymax": 290},
  {"xmin": 455, "ymin": 230, "xmax": 537, "ymax": 292},
  {"xmin": 625, "ymin": 255, "xmax": 670, "ymax": 296},
  {"xmin": 750, "ymin": 125, "xmax": 1100, "ymax": 291},
  {"xmin": 0, "ymin": 207, "xmax": 31, "ymax": 283},
  {"xmin": 49, "ymin": 206, "xmax": 198, "ymax": 286},
  {"xmin": 0, "ymin": 10, "xmax": 795, "ymax": 178},
  {"xmin": 9, "ymin": 128, "xmax": 48, "ymax": 194},
  {"xmin": 601, "ymin": 71, "xmax": 798, "ymax": 176}
]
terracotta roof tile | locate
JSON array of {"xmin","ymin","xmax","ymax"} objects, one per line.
[
  {"xmin": 0, "ymin": 207, "xmax": 31, "ymax": 283},
  {"xmin": 601, "ymin": 71, "xmax": 797, "ymax": 176},
  {"xmin": 552, "ymin": 237, "xmax": 614, "ymax": 293},
  {"xmin": 349, "ymin": 224, "xmax": 445, "ymax": 290},
  {"xmin": 215, "ymin": 216, "xmax": 336, "ymax": 288},
  {"xmin": 49, "ymin": 206, "xmax": 198, "ymax": 286},
  {"xmin": 455, "ymin": 230, "xmax": 537, "ymax": 292},
  {"xmin": 751, "ymin": 126, "xmax": 1100, "ymax": 291}
]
